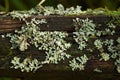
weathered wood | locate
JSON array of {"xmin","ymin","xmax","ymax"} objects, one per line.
[
  {"xmin": 0, "ymin": 69, "xmax": 120, "ymax": 80},
  {"xmin": 0, "ymin": 14, "xmax": 120, "ymax": 79},
  {"xmin": 0, "ymin": 15, "xmax": 113, "ymax": 33}
]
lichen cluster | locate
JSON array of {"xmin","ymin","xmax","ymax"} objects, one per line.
[
  {"xmin": 11, "ymin": 57, "xmax": 42, "ymax": 72},
  {"xmin": 43, "ymin": 4, "xmax": 84, "ymax": 15},
  {"xmin": 6, "ymin": 4, "xmax": 83, "ymax": 17},
  {"xmin": 8, "ymin": 16, "xmax": 120, "ymax": 72},
  {"xmin": 7, "ymin": 18, "xmax": 47, "ymax": 51},
  {"xmin": 7, "ymin": 10, "xmax": 71, "ymax": 72},
  {"xmin": 94, "ymin": 38, "xmax": 120, "ymax": 72},
  {"xmin": 93, "ymin": 68, "xmax": 102, "ymax": 73},
  {"xmin": 73, "ymin": 18, "xmax": 96, "ymax": 50},
  {"xmin": 72, "ymin": 17, "xmax": 120, "ymax": 73},
  {"xmin": 1, "ymin": 4, "xmax": 120, "ymax": 73},
  {"xmin": 69, "ymin": 54, "xmax": 88, "ymax": 71},
  {"xmin": 36, "ymin": 31, "xmax": 71, "ymax": 64}
]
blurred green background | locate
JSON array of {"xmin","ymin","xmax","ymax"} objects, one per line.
[
  {"xmin": 0, "ymin": 0, "xmax": 120, "ymax": 80},
  {"xmin": 0, "ymin": 77, "xmax": 20, "ymax": 80},
  {"xmin": 0, "ymin": 0, "xmax": 120, "ymax": 12}
]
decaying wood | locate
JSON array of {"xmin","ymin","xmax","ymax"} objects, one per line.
[
  {"xmin": 0, "ymin": 15, "xmax": 112, "ymax": 33},
  {"xmin": 0, "ymin": 14, "xmax": 120, "ymax": 79}
]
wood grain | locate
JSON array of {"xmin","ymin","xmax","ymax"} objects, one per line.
[{"xmin": 0, "ymin": 14, "xmax": 120, "ymax": 79}]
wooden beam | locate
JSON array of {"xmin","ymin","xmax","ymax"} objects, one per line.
[{"xmin": 0, "ymin": 15, "xmax": 120, "ymax": 79}]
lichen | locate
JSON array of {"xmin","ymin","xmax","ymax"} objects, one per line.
[
  {"xmin": 7, "ymin": 18, "xmax": 47, "ymax": 51},
  {"xmin": 94, "ymin": 37, "xmax": 120, "ymax": 72},
  {"xmin": 94, "ymin": 39, "xmax": 114, "ymax": 61},
  {"xmin": 96, "ymin": 23, "xmax": 116, "ymax": 37},
  {"xmin": 8, "ymin": 13, "xmax": 71, "ymax": 72},
  {"xmin": 94, "ymin": 68, "xmax": 102, "ymax": 73},
  {"xmin": 94, "ymin": 39, "xmax": 103, "ymax": 49},
  {"xmin": 1, "ymin": 35, "xmax": 5, "ymax": 38},
  {"xmin": 7, "ymin": 9, "xmax": 42, "ymax": 21},
  {"xmin": 2, "ymin": 4, "xmax": 120, "ymax": 73},
  {"xmin": 43, "ymin": 4, "xmax": 84, "ymax": 16},
  {"xmin": 115, "ymin": 58, "xmax": 120, "ymax": 73},
  {"xmin": 100, "ymin": 53, "xmax": 110, "ymax": 61},
  {"xmin": 35, "ymin": 31, "xmax": 71, "ymax": 64},
  {"xmin": 73, "ymin": 18, "xmax": 96, "ymax": 50},
  {"xmin": 117, "ymin": 37, "xmax": 120, "ymax": 44},
  {"xmin": 69, "ymin": 54, "xmax": 88, "ymax": 71},
  {"xmin": 72, "ymin": 17, "xmax": 120, "ymax": 73},
  {"xmin": 11, "ymin": 57, "xmax": 42, "ymax": 72}
]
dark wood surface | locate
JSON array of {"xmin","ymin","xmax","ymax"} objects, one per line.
[
  {"xmin": 0, "ymin": 14, "xmax": 120, "ymax": 79},
  {"xmin": 0, "ymin": 15, "xmax": 112, "ymax": 33}
]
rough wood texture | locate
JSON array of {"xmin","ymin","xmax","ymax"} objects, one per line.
[
  {"xmin": 0, "ymin": 15, "xmax": 112, "ymax": 32},
  {"xmin": 0, "ymin": 15, "xmax": 120, "ymax": 79}
]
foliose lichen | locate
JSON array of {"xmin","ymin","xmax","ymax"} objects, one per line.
[
  {"xmin": 7, "ymin": 18, "xmax": 47, "ymax": 51},
  {"xmin": 72, "ymin": 17, "xmax": 120, "ymax": 73},
  {"xmin": 2, "ymin": 4, "xmax": 120, "ymax": 73},
  {"xmin": 43, "ymin": 4, "xmax": 84, "ymax": 15},
  {"xmin": 8, "ymin": 10, "xmax": 71, "ymax": 72},
  {"xmin": 100, "ymin": 53, "xmax": 110, "ymax": 61},
  {"xmin": 94, "ymin": 39, "xmax": 103, "ymax": 49},
  {"xmin": 35, "ymin": 31, "xmax": 71, "ymax": 64},
  {"xmin": 73, "ymin": 18, "xmax": 96, "ymax": 50},
  {"xmin": 94, "ymin": 39, "xmax": 114, "ymax": 61},
  {"xmin": 69, "ymin": 54, "xmax": 88, "ymax": 71},
  {"xmin": 93, "ymin": 68, "xmax": 102, "ymax": 73},
  {"xmin": 11, "ymin": 57, "xmax": 42, "ymax": 72}
]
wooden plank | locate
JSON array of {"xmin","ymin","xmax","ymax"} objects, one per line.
[
  {"xmin": 0, "ymin": 69, "xmax": 119, "ymax": 80},
  {"xmin": 0, "ymin": 34, "xmax": 119, "ymax": 72},
  {"xmin": 0, "ymin": 15, "xmax": 120, "ymax": 79},
  {"xmin": 0, "ymin": 15, "xmax": 113, "ymax": 33}
]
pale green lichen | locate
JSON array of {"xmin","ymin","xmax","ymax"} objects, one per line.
[
  {"xmin": 117, "ymin": 66, "xmax": 120, "ymax": 73},
  {"xmin": 7, "ymin": 18, "xmax": 47, "ymax": 51},
  {"xmin": 97, "ymin": 23, "xmax": 116, "ymax": 36},
  {"xmin": 6, "ymin": 3, "xmax": 120, "ymax": 18},
  {"xmin": 94, "ymin": 39, "xmax": 103, "ymax": 49},
  {"xmin": 100, "ymin": 53, "xmax": 110, "ymax": 61},
  {"xmin": 43, "ymin": 4, "xmax": 84, "ymax": 16},
  {"xmin": 34, "ymin": 31, "xmax": 71, "ymax": 64},
  {"xmin": 104, "ymin": 39, "xmax": 116, "ymax": 57},
  {"xmin": 93, "ymin": 68, "xmax": 102, "ymax": 73},
  {"xmin": 111, "ymin": 52, "xmax": 118, "ymax": 59},
  {"xmin": 11, "ymin": 57, "xmax": 42, "ymax": 72},
  {"xmin": 7, "ymin": 4, "xmax": 82, "ymax": 16},
  {"xmin": 105, "ymin": 39, "xmax": 120, "ymax": 73},
  {"xmin": 93, "ymin": 37, "xmax": 120, "ymax": 73},
  {"xmin": 72, "ymin": 17, "xmax": 119, "ymax": 72},
  {"xmin": 94, "ymin": 39, "xmax": 116, "ymax": 61},
  {"xmin": 7, "ymin": 8, "xmax": 42, "ymax": 21},
  {"xmin": 117, "ymin": 37, "xmax": 120, "ymax": 44},
  {"xmin": 8, "ymin": 16, "xmax": 71, "ymax": 72},
  {"xmin": 39, "ymin": 4, "xmax": 120, "ymax": 17},
  {"xmin": 107, "ymin": 23, "xmax": 116, "ymax": 29},
  {"xmin": 4, "ymin": 4, "xmax": 120, "ymax": 73},
  {"xmin": 1, "ymin": 35, "xmax": 5, "ymax": 38},
  {"xmin": 73, "ymin": 18, "xmax": 96, "ymax": 50},
  {"xmin": 69, "ymin": 54, "xmax": 88, "ymax": 71},
  {"xmin": 115, "ymin": 58, "xmax": 120, "ymax": 73},
  {"xmin": 7, "ymin": 11, "xmax": 32, "ymax": 21}
]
